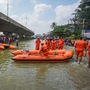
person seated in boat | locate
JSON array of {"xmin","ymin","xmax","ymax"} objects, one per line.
[{"xmin": 39, "ymin": 42, "xmax": 49, "ymax": 56}]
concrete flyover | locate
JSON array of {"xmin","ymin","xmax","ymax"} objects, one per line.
[{"xmin": 0, "ymin": 12, "xmax": 34, "ymax": 37}]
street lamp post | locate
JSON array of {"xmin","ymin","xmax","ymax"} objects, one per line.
[
  {"xmin": 7, "ymin": 0, "xmax": 9, "ymax": 19},
  {"xmin": 26, "ymin": 17, "xmax": 27, "ymax": 27},
  {"xmin": 82, "ymin": 19, "xmax": 85, "ymax": 37}
]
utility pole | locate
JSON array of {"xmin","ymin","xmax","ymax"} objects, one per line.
[
  {"xmin": 7, "ymin": 0, "xmax": 9, "ymax": 19},
  {"xmin": 26, "ymin": 17, "xmax": 27, "ymax": 26},
  {"xmin": 82, "ymin": 19, "xmax": 85, "ymax": 37}
]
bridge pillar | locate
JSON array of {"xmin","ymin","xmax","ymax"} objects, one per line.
[{"xmin": 18, "ymin": 34, "xmax": 24, "ymax": 39}]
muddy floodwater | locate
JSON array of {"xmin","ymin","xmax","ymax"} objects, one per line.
[{"xmin": 0, "ymin": 39, "xmax": 90, "ymax": 90}]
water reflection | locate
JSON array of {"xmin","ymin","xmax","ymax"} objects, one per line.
[{"xmin": 0, "ymin": 50, "xmax": 11, "ymax": 63}]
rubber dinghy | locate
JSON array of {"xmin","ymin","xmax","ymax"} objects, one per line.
[
  {"xmin": 0, "ymin": 43, "xmax": 15, "ymax": 49},
  {"xmin": 12, "ymin": 50, "xmax": 73, "ymax": 62},
  {"xmin": 12, "ymin": 50, "xmax": 39, "ymax": 56},
  {"xmin": 12, "ymin": 49, "xmax": 68, "ymax": 56},
  {"xmin": 0, "ymin": 46, "xmax": 4, "ymax": 50}
]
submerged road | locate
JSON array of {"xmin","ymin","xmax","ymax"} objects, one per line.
[{"xmin": 0, "ymin": 39, "xmax": 90, "ymax": 90}]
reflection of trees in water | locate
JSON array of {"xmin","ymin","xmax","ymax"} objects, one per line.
[{"xmin": 0, "ymin": 50, "xmax": 11, "ymax": 63}]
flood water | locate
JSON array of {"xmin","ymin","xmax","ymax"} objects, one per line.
[{"xmin": 0, "ymin": 39, "xmax": 90, "ymax": 90}]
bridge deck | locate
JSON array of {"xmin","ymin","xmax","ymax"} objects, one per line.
[{"xmin": 0, "ymin": 12, "xmax": 34, "ymax": 36}]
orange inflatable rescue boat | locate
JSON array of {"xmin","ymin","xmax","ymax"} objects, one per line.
[
  {"xmin": 0, "ymin": 43, "xmax": 15, "ymax": 49},
  {"xmin": 0, "ymin": 46, "xmax": 4, "ymax": 50},
  {"xmin": 12, "ymin": 50, "xmax": 39, "ymax": 56},
  {"xmin": 12, "ymin": 50, "xmax": 73, "ymax": 62},
  {"xmin": 12, "ymin": 49, "xmax": 67, "ymax": 56}
]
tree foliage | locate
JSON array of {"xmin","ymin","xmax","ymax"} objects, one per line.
[
  {"xmin": 74, "ymin": 0, "xmax": 90, "ymax": 29},
  {"xmin": 50, "ymin": 0, "xmax": 90, "ymax": 38},
  {"xmin": 50, "ymin": 22, "xmax": 57, "ymax": 29},
  {"xmin": 50, "ymin": 25, "xmax": 71, "ymax": 37}
]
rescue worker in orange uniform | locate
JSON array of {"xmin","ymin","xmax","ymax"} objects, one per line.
[
  {"xmin": 87, "ymin": 41, "xmax": 90, "ymax": 68},
  {"xmin": 35, "ymin": 37, "xmax": 41, "ymax": 50},
  {"xmin": 74, "ymin": 37, "xmax": 86, "ymax": 64},
  {"xmin": 45, "ymin": 37, "xmax": 51, "ymax": 50},
  {"xmin": 39, "ymin": 43, "xmax": 49, "ymax": 56},
  {"xmin": 51, "ymin": 38, "xmax": 56, "ymax": 50},
  {"xmin": 57, "ymin": 37, "xmax": 64, "ymax": 50},
  {"xmin": 71, "ymin": 39, "xmax": 75, "ymax": 46}
]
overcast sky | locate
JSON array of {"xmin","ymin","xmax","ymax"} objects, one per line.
[{"xmin": 0, "ymin": 0, "xmax": 81, "ymax": 35}]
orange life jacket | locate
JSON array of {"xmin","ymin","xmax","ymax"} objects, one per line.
[{"xmin": 74, "ymin": 40, "xmax": 86, "ymax": 51}]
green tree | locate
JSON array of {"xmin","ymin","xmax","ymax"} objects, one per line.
[
  {"xmin": 50, "ymin": 25, "xmax": 70, "ymax": 38},
  {"xmin": 74, "ymin": 0, "xmax": 90, "ymax": 30},
  {"xmin": 50, "ymin": 22, "xmax": 57, "ymax": 29}
]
